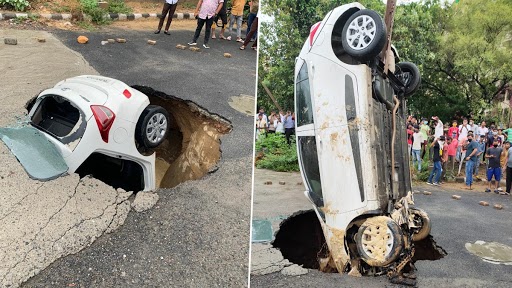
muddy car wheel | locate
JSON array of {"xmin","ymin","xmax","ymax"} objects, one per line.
[
  {"xmin": 395, "ymin": 62, "xmax": 421, "ymax": 97},
  {"xmin": 341, "ymin": 9, "xmax": 387, "ymax": 62},
  {"xmin": 410, "ymin": 208, "xmax": 431, "ymax": 242},
  {"xmin": 356, "ymin": 216, "xmax": 404, "ymax": 267},
  {"xmin": 136, "ymin": 105, "xmax": 170, "ymax": 149}
]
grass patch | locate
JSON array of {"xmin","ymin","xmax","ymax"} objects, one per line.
[
  {"xmin": 255, "ymin": 133, "xmax": 299, "ymax": 172},
  {"xmin": 108, "ymin": 0, "xmax": 132, "ymax": 14},
  {"xmin": 76, "ymin": 20, "xmax": 95, "ymax": 31}
]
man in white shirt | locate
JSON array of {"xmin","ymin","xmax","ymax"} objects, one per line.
[
  {"xmin": 476, "ymin": 121, "xmax": 489, "ymax": 138},
  {"xmin": 412, "ymin": 127, "xmax": 424, "ymax": 171},
  {"xmin": 432, "ymin": 116, "xmax": 443, "ymax": 138},
  {"xmin": 458, "ymin": 118, "xmax": 470, "ymax": 142}
]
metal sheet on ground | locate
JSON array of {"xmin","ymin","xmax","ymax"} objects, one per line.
[{"xmin": 0, "ymin": 127, "xmax": 68, "ymax": 180}]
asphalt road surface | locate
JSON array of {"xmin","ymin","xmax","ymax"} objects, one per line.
[
  {"xmin": 251, "ymin": 184, "xmax": 512, "ymax": 288},
  {"xmin": 22, "ymin": 27, "xmax": 256, "ymax": 287}
]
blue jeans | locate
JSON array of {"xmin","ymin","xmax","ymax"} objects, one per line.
[
  {"xmin": 412, "ymin": 149, "xmax": 421, "ymax": 171},
  {"xmin": 246, "ymin": 13, "xmax": 257, "ymax": 39},
  {"xmin": 428, "ymin": 161, "xmax": 442, "ymax": 184},
  {"xmin": 474, "ymin": 156, "xmax": 481, "ymax": 175},
  {"xmin": 465, "ymin": 159, "xmax": 476, "ymax": 185}
]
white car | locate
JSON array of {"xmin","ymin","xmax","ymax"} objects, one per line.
[
  {"xmin": 294, "ymin": 2, "xmax": 427, "ymax": 278},
  {"xmin": 28, "ymin": 75, "xmax": 170, "ymax": 191}
]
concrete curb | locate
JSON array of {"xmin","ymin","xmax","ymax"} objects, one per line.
[{"xmin": 0, "ymin": 12, "xmax": 195, "ymax": 21}]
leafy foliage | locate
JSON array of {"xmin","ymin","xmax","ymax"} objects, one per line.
[
  {"xmin": 255, "ymin": 133, "xmax": 299, "ymax": 172},
  {"xmin": 258, "ymin": 0, "xmax": 512, "ymax": 123},
  {"xmin": 80, "ymin": 0, "xmax": 108, "ymax": 24},
  {"xmin": 0, "ymin": 0, "xmax": 30, "ymax": 11},
  {"xmin": 108, "ymin": 0, "xmax": 132, "ymax": 14}
]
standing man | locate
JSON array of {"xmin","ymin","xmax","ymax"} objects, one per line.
[
  {"xmin": 283, "ymin": 111, "xmax": 294, "ymax": 145},
  {"xmin": 155, "ymin": 0, "xmax": 179, "ymax": 35},
  {"xmin": 457, "ymin": 118, "xmax": 470, "ymax": 161},
  {"xmin": 257, "ymin": 107, "xmax": 268, "ymax": 124},
  {"xmin": 411, "ymin": 127, "xmax": 423, "ymax": 171},
  {"xmin": 420, "ymin": 118, "xmax": 430, "ymax": 159},
  {"xmin": 440, "ymin": 137, "xmax": 450, "ymax": 183},
  {"xmin": 463, "ymin": 134, "xmax": 479, "ymax": 190},
  {"xmin": 448, "ymin": 120, "xmax": 459, "ymax": 140},
  {"xmin": 226, "ymin": 0, "xmax": 246, "ymax": 42},
  {"xmin": 503, "ymin": 126, "xmax": 512, "ymax": 143},
  {"xmin": 211, "ymin": 0, "xmax": 228, "ymax": 39},
  {"xmin": 432, "ymin": 116, "xmax": 444, "ymax": 139},
  {"xmin": 476, "ymin": 121, "xmax": 488, "ymax": 139},
  {"xmin": 246, "ymin": 0, "xmax": 259, "ymax": 40},
  {"xmin": 427, "ymin": 136, "xmax": 444, "ymax": 186},
  {"xmin": 189, "ymin": 0, "xmax": 224, "ymax": 49},
  {"xmin": 474, "ymin": 135, "xmax": 486, "ymax": 177},
  {"xmin": 486, "ymin": 139, "xmax": 503, "ymax": 193}
]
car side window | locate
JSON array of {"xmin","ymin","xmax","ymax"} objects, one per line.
[
  {"xmin": 296, "ymin": 63, "xmax": 314, "ymax": 126},
  {"xmin": 298, "ymin": 136, "xmax": 323, "ymax": 207}
]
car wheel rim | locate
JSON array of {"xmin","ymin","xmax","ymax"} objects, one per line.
[
  {"xmin": 146, "ymin": 113, "xmax": 167, "ymax": 144},
  {"xmin": 361, "ymin": 224, "xmax": 394, "ymax": 260},
  {"xmin": 346, "ymin": 15, "xmax": 377, "ymax": 51}
]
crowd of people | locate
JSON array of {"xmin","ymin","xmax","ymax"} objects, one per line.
[
  {"xmin": 406, "ymin": 116, "xmax": 512, "ymax": 194},
  {"xmin": 155, "ymin": 0, "xmax": 259, "ymax": 50},
  {"xmin": 255, "ymin": 107, "xmax": 296, "ymax": 144}
]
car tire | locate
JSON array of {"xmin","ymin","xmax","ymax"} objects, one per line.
[
  {"xmin": 355, "ymin": 216, "xmax": 404, "ymax": 267},
  {"xmin": 395, "ymin": 62, "xmax": 421, "ymax": 97},
  {"xmin": 341, "ymin": 9, "xmax": 387, "ymax": 62},
  {"xmin": 135, "ymin": 105, "xmax": 170, "ymax": 149},
  {"xmin": 410, "ymin": 208, "xmax": 431, "ymax": 242}
]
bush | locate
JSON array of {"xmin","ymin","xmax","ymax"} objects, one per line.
[
  {"xmin": 108, "ymin": 0, "xmax": 132, "ymax": 14},
  {"xmin": 0, "ymin": 0, "xmax": 30, "ymax": 11},
  {"xmin": 80, "ymin": 0, "xmax": 108, "ymax": 24},
  {"xmin": 255, "ymin": 133, "xmax": 299, "ymax": 172}
]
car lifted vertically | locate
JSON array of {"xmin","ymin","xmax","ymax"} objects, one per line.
[{"xmin": 294, "ymin": 2, "xmax": 429, "ymax": 281}]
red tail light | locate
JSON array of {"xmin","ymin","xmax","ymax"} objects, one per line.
[
  {"xmin": 309, "ymin": 22, "xmax": 321, "ymax": 46},
  {"xmin": 123, "ymin": 89, "xmax": 131, "ymax": 99},
  {"xmin": 91, "ymin": 105, "xmax": 115, "ymax": 143}
]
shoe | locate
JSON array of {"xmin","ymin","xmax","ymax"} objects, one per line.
[
  {"xmin": 236, "ymin": 38, "xmax": 244, "ymax": 43},
  {"xmin": 497, "ymin": 187, "xmax": 503, "ymax": 191},
  {"xmin": 154, "ymin": 30, "xmax": 161, "ymax": 34},
  {"xmin": 251, "ymin": 46, "xmax": 257, "ymax": 50},
  {"xmin": 494, "ymin": 190, "xmax": 499, "ymax": 194},
  {"xmin": 433, "ymin": 182, "xmax": 439, "ymax": 186},
  {"xmin": 212, "ymin": 34, "xmax": 216, "ymax": 39},
  {"xmin": 203, "ymin": 44, "xmax": 210, "ymax": 49},
  {"xmin": 219, "ymin": 35, "xmax": 226, "ymax": 39},
  {"xmin": 226, "ymin": 36, "xmax": 232, "ymax": 41},
  {"xmin": 426, "ymin": 182, "xmax": 433, "ymax": 185},
  {"xmin": 164, "ymin": 31, "xmax": 170, "ymax": 35},
  {"xmin": 239, "ymin": 45, "xmax": 245, "ymax": 50},
  {"xmin": 188, "ymin": 42, "xmax": 197, "ymax": 46},
  {"xmin": 485, "ymin": 188, "xmax": 491, "ymax": 193}
]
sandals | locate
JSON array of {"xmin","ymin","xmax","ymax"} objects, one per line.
[
  {"xmin": 485, "ymin": 188, "xmax": 491, "ymax": 193},
  {"xmin": 251, "ymin": 46, "xmax": 257, "ymax": 50},
  {"xmin": 239, "ymin": 45, "xmax": 245, "ymax": 50},
  {"xmin": 219, "ymin": 35, "xmax": 226, "ymax": 40},
  {"xmin": 212, "ymin": 34, "xmax": 216, "ymax": 39}
]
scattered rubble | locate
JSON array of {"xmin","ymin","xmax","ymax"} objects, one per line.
[
  {"xmin": 297, "ymin": 182, "xmax": 303, "ymax": 185},
  {"xmin": 77, "ymin": 35, "xmax": 88, "ymax": 44},
  {"xmin": 452, "ymin": 195, "xmax": 461, "ymax": 200},
  {"xmin": 116, "ymin": 38, "xmax": 126, "ymax": 43},
  {"xmin": 279, "ymin": 181, "xmax": 286, "ymax": 185},
  {"xmin": 493, "ymin": 204, "xmax": 504, "ymax": 210},
  {"xmin": 4, "ymin": 38, "xmax": 17, "ymax": 45},
  {"xmin": 37, "ymin": 37, "xmax": 46, "ymax": 43},
  {"xmin": 189, "ymin": 47, "xmax": 200, "ymax": 52},
  {"xmin": 422, "ymin": 191, "xmax": 432, "ymax": 195},
  {"xmin": 107, "ymin": 39, "xmax": 116, "ymax": 44},
  {"xmin": 176, "ymin": 44, "xmax": 186, "ymax": 50},
  {"xmin": 281, "ymin": 264, "xmax": 308, "ymax": 276},
  {"xmin": 147, "ymin": 40, "xmax": 156, "ymax": 45},
  {"xmin": 479, "ymin": 201, "xmax": 489, "ymax": 206},
  {"xmin": 223, "ymin": 52, "xmax": 232, "ymax": 58},
  {"xmin": 131, "ymin": 192, "xmax": 159, "ymax": 212},
  {"xmin": 264, "ymin": 181, "xmax": 272, "ymax": 185}
]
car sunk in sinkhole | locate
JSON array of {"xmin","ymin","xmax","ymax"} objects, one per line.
[
  {"xmin": 294, "ymin": 2, "xmax": 429, "ymax": 279},
  {"xmin": 28, "ymin": 75, "xmax": 170, "ymax": 192}
]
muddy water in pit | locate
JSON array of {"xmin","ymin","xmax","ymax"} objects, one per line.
[
  {"xmin": 132, "ymin": 86, "xmax": 232, "ymax": 188},
  {"xmin": 273, "ymin": 209, "xmax": 446, "ymax": 273}
]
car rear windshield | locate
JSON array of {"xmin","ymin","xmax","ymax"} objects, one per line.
[{"xmin": 31, "ymin": 95, "xmax": 85, "ymax": 144}]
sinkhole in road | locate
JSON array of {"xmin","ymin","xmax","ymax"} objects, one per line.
[
  {"xmin": 272, "ymin": 209, "xmax": 447, "ymax": 273},
  {"xmin": 25, "ymin": 85, "xmax": 232, "ymax": 192}
]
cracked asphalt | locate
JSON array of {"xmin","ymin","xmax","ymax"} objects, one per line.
[
  {"xmin": 250, "ymin": 178, "xmax": 512, "ymax": 288},
  {"xmin": 1, "ymin": 23, "xmax": 255, "ymax": 287}
]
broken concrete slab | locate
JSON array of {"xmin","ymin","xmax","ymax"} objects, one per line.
[
  {"xmin": 250, "ymin": 243, "xmax": 293, "ymax": 276},
  {"xmin": 279, "ymin": 181, "xmax": 286, "ymax": 185},
  {"xmin": 493, "ymin": 204, "xmax": 504, "ymax": 210},
  {"xmin": 131, "ymin": 192, "xmax": 159, "ymax": 212},
  {"xmin": 281, "ymin": 264, "xmax": 308, "ymax": 276},
  {"xmin": 479, "ymin": 201, "xmax": 489, "ymax": 206},
  {"xmin": 452, "ymin": 195, "xmax": 461, "ymax": 200},
  {"xmin": 147, "ymin": 40, "xmax": 156, "ymax": 45},
  {"xmin": 224, "ymin": 52, "xmax": 232, "ymax": 58},
  {"xmin": 116, "ymin": 38, "xmax": 126, "ymax": 43},
  {"xmin": 423, "ymin": 191, "xmax": 432, "ymax": 195},
  {"xmin": 264, "ymin": 181, "xmax": 272, "ymax": 185},
  {"xmin": 107, "ymin": 38, "xmax": 115, "ymax": 43}
]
